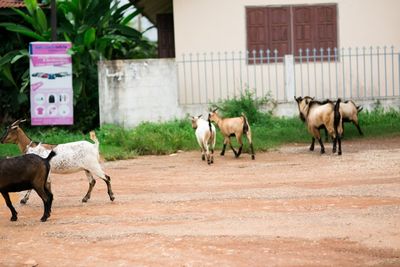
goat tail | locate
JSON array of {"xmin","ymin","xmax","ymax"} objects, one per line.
[
  {"xmin": 241, "ymin": 113, "xmax": 249, "ymax": 134},
  {"xmin": 45, "ymin": 150, "xmax": 57, "ymax": 162},
  {"xmin": 334, "ymin": 98, "xmax": 342, "ymax": 138},
  {"xmin": 89, "ymin": 130, "xmax": 99, "ymax": 147},
  {"xmin": 208, "ymin": 117, "xmax": 212, "ymax": 134}
]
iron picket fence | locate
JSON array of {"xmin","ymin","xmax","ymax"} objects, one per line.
[{"xmin": 176, "ymin": 46, "xmax": 400, "ymax": 105}]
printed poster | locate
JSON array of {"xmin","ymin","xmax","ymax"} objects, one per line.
[{"xmin": 29, "ymin": 42, "xmax": 73, "ymax": 125}]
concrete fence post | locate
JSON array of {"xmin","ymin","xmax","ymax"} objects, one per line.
[{"xmin": 285, "ymin": 54, "xmax": 295, "ymax": 101}]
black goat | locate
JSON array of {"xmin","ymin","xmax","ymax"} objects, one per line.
[{"xmin": 0, "ymin": 151, "xmax": 56, "ymax": 222}]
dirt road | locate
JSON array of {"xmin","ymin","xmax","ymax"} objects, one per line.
[{"xmin": 1, "ymin": 136, "xmax": 400, "ymax": 266}]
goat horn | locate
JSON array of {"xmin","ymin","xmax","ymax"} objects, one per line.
[
  {"xmin": 10, "ymin": 119, "xmax": 21, "ymax": 127},
  {"xmin": 10, "ymin": 119, "xmax": 26, "ymax": 127},
  {"xmin": 197, "ymin": 114, "xmax": 203, "ymax": 118}
]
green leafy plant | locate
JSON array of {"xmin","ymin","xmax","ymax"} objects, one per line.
[
  {"xmin": 0, "ymin": 0, "xmax": 156, "ymax": 130},
  {"xmin": 210, "ymin": 89, "xmax": 275, "ymax": 124}
]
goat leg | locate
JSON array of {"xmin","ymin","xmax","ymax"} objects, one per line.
[
  {"xmin": 220, "ymin": 144, "xmax": 227, "ymax": 156},
  {"xmin": 20, "ymin": 189, "xmax": 32, "ymax": 204},
  {"xmin": 250, "ymin": 143, "xmax": 255, "ymax": 160},
  {"xmin": 2, "ymin": 192, "xmax": 18, "ymax": 221},
  {"xmin": 337, "ymin": 137, "xmax": 342, "ymax": 155},
  {"xmin": 34, "ymin": 186, "xmax": 53, "ymax": 222},
  {"xmin": 229, "ymin": 144, "xmax": 238, "ymax": 157},
  {"xmin": 309, "ymin": 138, "xmax": 315, "ymax": 151},
  {"xmin": 355, "ymin": 123, "xmax": 363, "ymax": 135},
  {"xmin": 82, "ymin": 179, "xmax": 96, "ymax": 202},
  {"xmin": 236, "ymin": 145, "xmax": 243, "ymax": 158},
  {"xmin": 318, "ymin": 138, "xmax": 325, "ymax": 154},
  {"xmin": 104, "ymin": 175, "xmax": 115, "ymax": 201},
  {"xmin": 332, "ymin": 137, "xmax": 337, "ymax": 153}
]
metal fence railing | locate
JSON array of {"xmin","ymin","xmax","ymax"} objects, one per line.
[{"xmin": 176, "ymin": 46, "xmax": 400, "ymax": 105}]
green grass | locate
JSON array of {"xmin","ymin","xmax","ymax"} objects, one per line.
[{"xmin": 1, "ymin": 107, "xmax": 399, "ymax": 160}]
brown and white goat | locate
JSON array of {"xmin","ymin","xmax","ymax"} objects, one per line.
[
  {"xmin": 340, "ymin": 100, "xmax": 363, "ymax": 135},
  {"xmin": 0, "ymin": 119, "xmax": 114, "ymax": 204},
  {"xmin": 0, "ymin": 151, "xmax": 56, "ymax": 222},
  {"xmin": 190, "ymin": 115, "xmax": 216, "ymax": 164},
  {"xmin": 295, "ymin": 96, "xmax": 343, "ymax": 155},
  {"xmin": 208, "ymin": 109, "xmax": 255, "ymax": 160},
  {"xmin": 298, "ymin": 97, "xmax": 363, "ymax": 139}
]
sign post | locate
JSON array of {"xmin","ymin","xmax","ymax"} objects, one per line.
[{"xmin": 29, "ymin": 42, "xmax": 73, "ymax": 125}]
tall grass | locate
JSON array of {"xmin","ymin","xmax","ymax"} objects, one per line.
[{"xmin": 1, "ymin": 95, "xmax": 399, "ymax": 160}]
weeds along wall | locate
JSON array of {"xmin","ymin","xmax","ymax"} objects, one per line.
[{"xmin": 98, "ymin": 58, "xmax": 400, "ymax": 128}]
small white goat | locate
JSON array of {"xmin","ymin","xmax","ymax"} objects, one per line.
[
  {"xmin": 1, "ymin": 120, "xmax": 114, "ymax": 203},
  {"xmin": 190, "ymin": 115, "xmax": 216, "ymax": 164}
]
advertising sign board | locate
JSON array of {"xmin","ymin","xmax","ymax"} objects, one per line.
[{"xmin": 29, "ymin": 42, "xmax": 73, "ymax": 125}]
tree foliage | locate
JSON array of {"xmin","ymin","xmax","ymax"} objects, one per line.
[{"xmin": 0, "ymin": 0, "xmax": 156, "ymax": 130}]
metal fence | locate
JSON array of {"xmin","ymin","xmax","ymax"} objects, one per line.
[{"xmin": 176, "ymin": 46, "xmax": 400, "ymax": 105}]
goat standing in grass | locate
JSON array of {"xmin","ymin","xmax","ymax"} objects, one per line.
[
  {"xmin": 0, "ymin": 151, "xmax": 56, "ymax": 222},
  {"xmin": 340, "ymin": 100, "xmax": 363, "ymax": 135},
  {"xmin": 191, "ymin": 115, "xmax": 216, "ymax": 164},
  {"xmin": 295, "ymin": 96, "xmax": 343, "ymax": 155},
  {"xmin": 0, "ymin": 119, "xmax": 115, "ymax": 204},
  {"xmin": 209, "ymin": 109, "xmax": 255, "ymax": 160}
]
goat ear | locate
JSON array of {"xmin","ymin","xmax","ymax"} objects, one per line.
[
  {"xmin": 212, "ymin": 107, "xmax": 219, "ymax": 112},
  {"xmin": 197, "ymin": 114, "xmax": 202, "ymax": 118}
]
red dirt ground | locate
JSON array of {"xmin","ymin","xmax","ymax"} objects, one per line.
[{"xmin": 1, "ymin": 135, "xmax": 400, "ymax": 266}]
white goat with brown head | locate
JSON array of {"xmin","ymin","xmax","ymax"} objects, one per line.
[
  {"xmin": 191, "ymin": 115, "xmax": 216, "ymax": 164},
  {"xmin": 208, "ymin": 108, "xmax": 255, "ymax": 160}
]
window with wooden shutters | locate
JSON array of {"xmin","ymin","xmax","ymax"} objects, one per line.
[{"xmin": 246, "ymin": 4, "xmax": 337, "ymax": 61}]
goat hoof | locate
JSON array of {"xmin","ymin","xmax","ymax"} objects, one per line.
[
  {"xmin": 110, "ymin": 196, "xmax": 115, "ymax": 201},
  {"xmin": 309, "ymin": 147, "xmax": 314, "ymax": 151},
  {"xmin": 82, "ymin": 198, "xmax": 88, "ymax": 203},
  {"xmin": 20, "ymin": 199, "xmax": 27, "ymax": 205},
  {"xmin": 338, "ymin": 151, "xmax": 342, "ymax": 156},
  {"xmin": 251, "ymin": 155, "xmax": 255, "ymax": 160},
  {"xmin": 201, "ymin": 155, "xmax": 205, "ymax": 161},
  {"xmin": 10, "ymin": 216, "xmax": 17, "ymax": 221},
  {"xmin": 40, "ymin": 216, "xmax": 48, "ymax": 222},
  {"xmin": 320, "ymin": 150, "xmax": 325, "ymax": 154}
]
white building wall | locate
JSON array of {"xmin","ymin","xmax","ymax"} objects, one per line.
[{"xmin": 173, "ymin": 0, "xmax": 400, "ymax": 56}]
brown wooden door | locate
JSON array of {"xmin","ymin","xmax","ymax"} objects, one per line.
[
  {"xmin": 246, "ymin": 7, "xmax": 290, "ymax": 61},
  {"xmin": 246, "ymin": 7, "xmax": 269, "ymax": 56},
  {"xmin": 157, "ymin": 13, "xmax": 175, "ymax": 58},
  {"xmin": 314, "ymin": 5, "xmax": 337, "ymax": 51},
  {"xmin": 268, "ymin": 7, "xmax": 291, "ymax": 57},
  {"xmin": 293, "ymin": 6, "xmax": 314, "ymax": 55}
]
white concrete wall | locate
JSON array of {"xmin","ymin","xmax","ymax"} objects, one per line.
[
  {"xmin": 98, "ymin": 59, "xmax": 183, "ymax": 128},
  {"xmin": 98, "ymin": 59, "xmax": 400, "ymax": 128}
]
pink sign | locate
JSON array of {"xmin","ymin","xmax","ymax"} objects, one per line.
[{"xmin": 30, "ymin": 42, "xmax": 73, "ymax": 125}]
